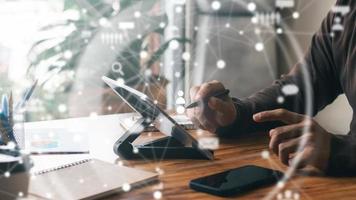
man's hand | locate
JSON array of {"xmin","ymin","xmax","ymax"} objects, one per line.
[
  {"xmin": 186, "ymin": 81, "xmax": 237, "ymax": 133},
  {"xmin": 253, "ymin": 109, "xmax": 332, "ymax": 172}
]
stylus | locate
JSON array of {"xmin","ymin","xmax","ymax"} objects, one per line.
[{"xmin": 186, "ymin": 89, "xmax": 230, "ymax": 109}]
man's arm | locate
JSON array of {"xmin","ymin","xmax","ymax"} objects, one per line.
[{"xmin": 216, "ymin": 6, "xmax": 342, "ymax": 136}]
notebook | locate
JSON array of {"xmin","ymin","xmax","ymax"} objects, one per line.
[{"xmin": 29, "ymin": 159, "xmax": 158, "ymax": 200}]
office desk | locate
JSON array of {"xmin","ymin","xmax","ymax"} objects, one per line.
[{"xmin": 26, "ymin": 114, "xmax": 356, "ymax": 199}]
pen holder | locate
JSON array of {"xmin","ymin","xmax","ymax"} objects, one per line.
[
  {"xmin": 0, "ymin": 147, "xmax": 32, "ymax": 200},
  {"xmin": 0, "ymin": 93, "xmax": 26, "ymax": 149}
]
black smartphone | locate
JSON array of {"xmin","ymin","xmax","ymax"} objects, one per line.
[{"xmin": 189, "ymin": 165, "xmax": 283, "ymax": 197}]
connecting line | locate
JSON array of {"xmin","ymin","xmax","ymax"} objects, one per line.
[{"xmin": 264, "ymin": 158, "xmax": 314, "ymax": 200}]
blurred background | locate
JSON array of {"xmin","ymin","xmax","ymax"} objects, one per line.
[{"xmin": 0, "ymin": 0, "xmax": 350, "ymax": 135}]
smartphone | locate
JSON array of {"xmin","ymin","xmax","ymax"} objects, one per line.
[{"xmin": 189, "ymin": 165, "xmax": 283, "ymax": 197}]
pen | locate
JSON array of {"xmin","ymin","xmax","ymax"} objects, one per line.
[
  {"xmin": 1, "ymin": 95, "xmax": 9, "ymax": 117},
  {"xmin": 186, "ymin": 89, "xmax": 230, "ymax": 109},
  {"xmin": 9, "ymin": 92, "xmax": 13, "ymax": 128},
  {"xmin": 15, "ymin": 79, "xmax": 38, "ymax": 111},
  {"xmin": 0, "ymin": 112, "xmax": 11, "ymax": 144}
]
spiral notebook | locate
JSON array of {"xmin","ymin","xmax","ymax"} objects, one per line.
[{"xmin": 29, "ymin": 159, "xmax": 158, "ymax": 200}]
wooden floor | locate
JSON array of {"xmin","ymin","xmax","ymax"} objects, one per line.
[{"xmin": 106, "ymin": 131, "xmax": 356, "ymax": 200}]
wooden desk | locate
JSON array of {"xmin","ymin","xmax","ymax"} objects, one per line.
[
  {"xmin": 26, "ymin": 114, "xmax": 356, "ymax": 199},
  {"xmin": 105, "ymin": 131, "xmax": 356, "ymax": 200}
]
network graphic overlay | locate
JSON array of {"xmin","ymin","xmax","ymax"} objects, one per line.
[{"xmin": 10, "ymin": 0, "xmax": 351, "ymax": 199}]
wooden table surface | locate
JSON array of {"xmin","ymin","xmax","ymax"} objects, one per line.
[
  {"xmin": 25, "ymin": 115, "xmax": 356, "ymax": 200},
  {"xmin": 105, "ymin": 131, "xmax": 356, "ymax": 200}
]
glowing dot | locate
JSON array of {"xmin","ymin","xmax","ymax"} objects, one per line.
[
  {"xmin": 112, "ymin": 1, "xmax": 120, "ymax": 11},
  {"xmin": 251, "ymin": 16, "xmax": 258, "ymax": 24},
  {"xmin": 182, "ymin": 52, "xmax": 191, "ymax": 61},
  {"xmin": 4, "ymin": 171, "xmax": 10, "ymax": 178},
  {"xmin": 175, "ymin": 6, "xmax": 183, "ymax": 13},
  {"xmin": 155, "ymin": 167, "xmax": 164, "ymax": 175},
  {"xmin": 294, "ymin": 192, "xmax": 300, "ymax": 199},
  {"xmin": 276, "ymin": 28, "xmax": 283, "ymax": 34},
  {"xmin": 7, "ymin": 141, "xmax": 16, "ymax": 150},
  {"xmin": 159, "ymin": 22, "xmax": 166, "ymax": 28},
  {"xmin": 116, "ymin": 78, "xmax": 125, "ymax": 85},
  {"xmin": 134, "ymin": 11, "xmax": 141, "ymax": 18},
  {"xmin": 176, "ymin": 96, "xmax": 185, "ymax": 105},
  {"xmin": 194, "ymin": 26, "xmax": 199, "ymax": 31},
  {"xmin": 133, "ymin": 147, "xmax": 139, "ymax": 154},
  {"xmin": 58, "ymin": 104, "xmax": 67, "ymax": 113},
  {"xmin": 122, "ymin": 183, "xmax": 131, "ymax": 192},
  {"xmin": 277, "ymin": 193, "xmax": 283, "ymax": 200},
  {"xmin": 18, "ymin": 192, "xmax": 24, "ymax": 197},
  {"xmin": 239, "ymin": 30, "xmax": 244, "ymax": 35},
  {"xmin": 285, "ymin": 190, "xmax": 292, "ymax": 198},
  {"xmin": 154, "ymin": 100, "xmax": 158, "ymax": 104},
  {"xmin": 261, "ymin": 150, "xmax": 270, "ymax": 159},
  {"xmin": 174, "ymin": 72, "xmax": 181, "ymax": 78},
  {"xmin": 282, "ymin": 84, "xmax": 299, "ymax": 96},
  {"xmin": 277, "ymin": 181, "xmax": 285, "ymax": 188},
  {"xmin": 137, "ymin": 34, "xmax": 142, "ymax": 39},
  {"xmin": 177, "ymin": 90, "xmax": 184, "ymax": 97},
  {"xmin": 140, "ymin": 51, "xmax": 149, "ymax": 59},
  {"xmin": 211, "ymin": 1, "xmax": 221, "ymax": 10},
  {"xmin": 46, "ymin": 193, "xmax": 52, "ymax": 199},
  {"xmin": 247, "ymin": 2, "xmax": 256, "ymax": 11},
  {"xmin": 103, "ymin": 184, "xmax": 108, "ymax": 188},
  {"xmin": 107, "ymin": 106, "xmax": 112, "ymax": 111},
  {"xmin": 63, "ymin": 50, "xmax": 73, "ymax": 59},
  {"xmin": 225, "ymin": 23, "xmax": 230, "ymax": 28},
  {"xmin": 169, "ymin": 40, "xmax": 179, "ymax": 50},
  {"xmin": 89, "ymin": 112, "xmax": 98, "ymax": 119},
  {"xmin": 292, "ymin": 12, "xmax": 300, "ymax": 19},
  {"xmin": 99, "ymin": 17, "xmax": 110, "ymax": 27},
  {"xmin": 118, "ymin": 161, "xmax": 123, "ymax": 166},
  {"xmin": 79, "ymin": 178, "xmax": 84, "ymax": 183},
  {"xmin": 197, "ymin": 129, "xmax": 204, "ymax": 136},
  {"xmin": 277, "ymin": 96, "xmax": 285, "ymax": 104},
  {"xmin": 153, "ymin": 191, "xmax": 162, "ymax": 199},
  {"xmin": 205, "ymin": 39, "xmax": 210, "ymax": 43},
  {"xmin": 255, "ymin": 42, "xmax": 264, "ymax": 52},
  {"xmin": 217, "ymin": 60, "xmax": 226, "ymax": 69},
  {"xmin": 176, "ymin": 105, "xmax": 185, "ymax": 114}
]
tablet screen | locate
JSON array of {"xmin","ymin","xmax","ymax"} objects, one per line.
[{"xmin": 102, "ymin": 76, "xmax": 213, "ymax": 159}]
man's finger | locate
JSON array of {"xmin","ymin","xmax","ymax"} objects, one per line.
[
  {"xmin": 190, "ymin": 86, "xmax": 200, "ymax": 102},
  {"xmin": 195, "ymin": 81, "xmax": 224, "ymax": 100},
  {"xmin": 291, "ymin": 147, "xmax": 313, "ymax": 169},
  {"xmin": 269, "ymin": 123, "xmax": 304, "ymax": 154},
  {"xmin": 278, "ymin": 137, "xmax": 300, "ymax": 166},
  {"xmin": 253, "ymin": 109, "xmax": 305, "ymax": 124}
]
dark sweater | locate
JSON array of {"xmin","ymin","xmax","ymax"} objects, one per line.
[{"xmin": 217, "ymin": 0, "xmax": 355, "ymax": 176}]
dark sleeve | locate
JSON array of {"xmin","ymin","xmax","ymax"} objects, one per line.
[
  {"xmin": 327, "ymin": 134, "xmax": 356, "ymax": 176},
  {"xmin": 216, "ymin": 4, "xmax": 342, "ymax": 137}
]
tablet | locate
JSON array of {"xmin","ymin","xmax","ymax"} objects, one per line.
[{"xmin": 102, "ymin": 76, "xmax": 213, "ymax": 160}]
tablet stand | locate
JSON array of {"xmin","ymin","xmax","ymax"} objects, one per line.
[{"xmin": 113, "ymin": 117, "xmax": 213, "ymax": 160}]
